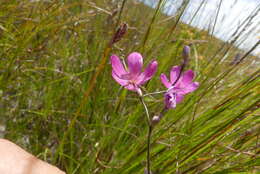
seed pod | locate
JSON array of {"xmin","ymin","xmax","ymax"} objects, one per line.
[{"xmin": 111, "ymin": 23, "xmax": 128, "ymax": 45}]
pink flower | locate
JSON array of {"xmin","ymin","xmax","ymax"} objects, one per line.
[
  {"xmin": 111, "ymin": 52, "xmax": 158, "ymax": 95},
  {"xmin": 160, "ymin": 66, "xmax": 199, "ymax": 109}
]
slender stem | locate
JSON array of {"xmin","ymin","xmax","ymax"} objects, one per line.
[
  {"xmin": 139, "ymin": 96, "xmax": 151, "ymax": 126},
  {"xmin": 139, "ymin": 95, "xmax": 152, "ymax": 174},
  {"xmin": 147, "ymin": 126, "xmax": 152, "ymax": 174},
  {"xmin": 116, "ymin": 0, "xmax": 127, "ymax": 27}
]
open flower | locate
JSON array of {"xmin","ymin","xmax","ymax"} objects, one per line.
[
  {"xmin": 111, "ymin": 52, "xmax": 158, "ymax": 95},
  {"xmin": 160, "ymin": 66, "xmax": 199, "ymax": 109}
]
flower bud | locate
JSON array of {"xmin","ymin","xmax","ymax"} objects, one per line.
[
  {"xmin": 151, "ymin": 115, "xmax": 160, "ymax": 126},
  {"xmin": 182, "ymin": 45, "xmax": 190, "ymax": 59},
  {"xmin": 111, "ymin": 23, "xmax": 128, "ymax": 45},
  {"xmin": 137, "ymin": 88, "xmax": 143, "ymax": 96}
]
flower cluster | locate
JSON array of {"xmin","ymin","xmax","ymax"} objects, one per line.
[
  {"xmin": 110, "ymin": 49, "xmax": 199, "ymax": 109},
  {"xmin": 110, "ymin": 47, "xmax": 199, "ymax": 174}
]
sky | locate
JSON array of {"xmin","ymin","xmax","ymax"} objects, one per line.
[{"xmin": 140, "ymin": 0, "xmax": 260, "ymax": 56}]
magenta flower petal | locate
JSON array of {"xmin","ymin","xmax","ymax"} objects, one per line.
[
  {"xmin": 181, "ymin": 82, "xmax": 199, "ymax": 94},
  {"xmin": 127, "ymin": 52, "xmax": 143, "ymax": 76},
  {"xmin": 179, "ymin": 70, "xmax": 194, "ymax": 86},
  {"xmin": 112, "ymin": 72, "xmax": 140, "ymax": 92},
  {"xmin": 136, "ymin": 60, "xmax": 158, "ymax": 85},
  {"xmin": 112, "ymin": 70, "xmax": 128, "ymax": 86},
  {"xmin": 120, "ymin": 73, "xmax": 132, "ymax": 80},
  {"xmin": 160, "ymin": 74, "xmax": 171, "ymax": 88},
  {"xmin": 176, "ymin": 93, "xmax": 184, "ymax": 103},
  {"xmin": 170, "ymin": 66, "xmax": 181, "ymax": 84},
  {"xmin": 124, "ymin": 84, "xmax": 137, "ymax": 91},
  {"xmin": 110, "ymin": 55, "xmax": 127, "ymax": 76}
]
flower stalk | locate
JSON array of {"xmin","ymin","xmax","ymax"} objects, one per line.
[
  {"xmin": 109, "ymin": 46, "xmax": 199, "ymax": 173},
  {"xmin": 146, "ymin": 125, "xmax": 152, "ymax": 174},
  {"xmin": 139, "ymin": 94, "xmax": 152, "ymax": 174}
]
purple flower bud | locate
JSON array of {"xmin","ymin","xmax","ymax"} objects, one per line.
[
  {"xmin": 182, "ymin": 45, "xmax": 190, "ymax": 60},
  {"xmin": 182, "ymin": 45, "xmax": 190, "ymax": 68},
  {"xmin": 151, "ymin": 115, "xmax": 160, "ymax": 125}
]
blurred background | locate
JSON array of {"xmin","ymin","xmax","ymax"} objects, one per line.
[{"xmin": 142, "ymin": 0, "xmax": 260, "ymax": 55}]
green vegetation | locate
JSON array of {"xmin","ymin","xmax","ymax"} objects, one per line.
[{"xmin": 0, "ymin": 0, "xmax": 259, "ymax": 173}]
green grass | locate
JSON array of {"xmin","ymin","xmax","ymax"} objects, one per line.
[{"xmin": 0, "ymin": 0, "xmax": 259, "ymax": 173}]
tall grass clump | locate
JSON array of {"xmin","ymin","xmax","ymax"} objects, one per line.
[{"xmin": 0, "ymin": 0, "xmax": 259, "ymax": 173}]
